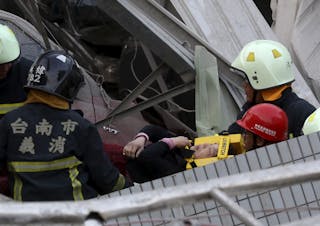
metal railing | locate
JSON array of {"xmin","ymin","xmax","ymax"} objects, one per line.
[{"xmin": 1, "ymin": 160, "xmax": 320, "ymax": 225}]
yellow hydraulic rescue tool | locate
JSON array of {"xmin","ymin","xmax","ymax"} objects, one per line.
[{"xmin": 186, "ymin": 134, "xmax": 245, "ymax": 169}]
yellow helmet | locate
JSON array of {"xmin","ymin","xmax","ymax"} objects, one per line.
[
  {"xmin": 0, "ymin": 24, "xmax": 20, "ymax": 64},
  {"xmin": 232, "ymin": 40, "xmax": 294, "ymax": 90},
  {"xmin": 302, "ymin": 108, "xmax": 320, "ymax": 135}
]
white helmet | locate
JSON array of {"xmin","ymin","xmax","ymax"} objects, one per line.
[
  {"xmin": 302, "ymin": 108, "xmax": 320, "ymax": 135},
  {"xmin": 232, "ymin": 40, "xmax": 294, "ymax": 90},
  {"xmin": 0, "ymin": 24, "xmax": 20, "ymax": 64}
]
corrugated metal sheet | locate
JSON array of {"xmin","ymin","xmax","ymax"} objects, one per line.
[
  {"xmin": 291, "ymin": 1, "xmax": 320, "ymax": 100},
  {"xmin": 270, "ymin": 0, "xmax": 320, "ymax": 100},
  {"xmin": 271, "ymin": 0, "xmax": 320, "ymax": 101}
]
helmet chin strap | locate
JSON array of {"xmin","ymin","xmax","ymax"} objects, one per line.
[
  {"xmin": 251, "ymin": 134, "xmax": 266, "ymax": 150},
  {"xmin": 252, "ymin": 90, "xmax": 265, "ymax": 104},
  {"xmin": 252, "ymin": 90, "xmax": 258, "ymax": 104},
  {"xmin": 250, "ymin": 134, "xmax": 259, "ymax": 150}
]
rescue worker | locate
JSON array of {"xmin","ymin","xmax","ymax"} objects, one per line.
[
  {"xmin": 0, "ymin": 23, "xmax": 33, "ymax": 118},
  {"xmin": 0, "ymin": 23, "xmax": 34, "ymax": 195},
  {"xmin": 228, "ymin": 40, "xmax": 315, "ymax": 138},
  {"xmin": 236, "ymin": 103, "xmax": 288, "ymax": 151},
  {"xmin": 302, "ymin": 108, "xmax": 320, "ymax": 135},
  {"xmin": 0, "ymin": 50, "xmax": 130, "ymax": 201}
]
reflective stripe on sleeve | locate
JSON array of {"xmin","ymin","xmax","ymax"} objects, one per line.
[
  {"xmin": 111, "ymin": 173, "xmax": 126, "ymax": 192},
  {"xmin": 0, "ymin": 102, "xmax": 24, "ymax": 114}
]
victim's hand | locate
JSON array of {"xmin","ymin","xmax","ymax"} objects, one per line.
[
  {"xmin": 171, "ymin": 136, "xmax": 191, "ymax": 148},
  {"xmin": 122, "ymin": 136, "xmax": 146, "ymax": 158}
]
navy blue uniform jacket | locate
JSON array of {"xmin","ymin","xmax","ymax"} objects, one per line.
[
  {"xmin": 228, "ymin": 88, "xmax": 316, "ymax": 137},
  {"xmin": 0, "ymin": 103, "xmax": 127, "ymax": 201}
]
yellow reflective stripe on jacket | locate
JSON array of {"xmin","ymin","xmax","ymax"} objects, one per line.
[
  {"xmin": 69, "ymin": 167, "xmax": 84, "ymax": 200},
  {"xmin": 112, "ymin": 173, "xmax": 126, "ymax": 192},
  {"xmin": 13, "ymin": 174, "xmax": 22, "ymax": 201},
  {"xmin": 8, "ymin": 156, "xmax": 82, "ymax": 172},
  {"xmin": 0, "ymin": 102, "xmax": 24, "ymax": 114},
  {"xmin": 8, "ymin": 156, "xmax": 84, "ymax": 201}
]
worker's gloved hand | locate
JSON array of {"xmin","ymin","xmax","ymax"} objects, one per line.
[
  {"xmin": 171, "ymin": 136, "xmax": 191, "ymax": 148},
  {"xmin": 122, "ymin": 136, "xmax": 146, "ymax": 158}
]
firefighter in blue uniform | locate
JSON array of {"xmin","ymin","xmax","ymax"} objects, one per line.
[
  {"xmin": 0, "ymin": 50, "xmax": 131, "ymax": 201},
  {"xmin": 0, "ymin": 23, "xmax": 33, "ymax": 195},
  {"xmin": 0, "ymin": 23, "xmax": 33, "ymax": 118},
  {"xmin": 302, "ymin": 108, "xmax": 320, "ymax": 135},
  {"xmin": 228, "ymin": 40, "xmax": 315, "ymax": 138}
]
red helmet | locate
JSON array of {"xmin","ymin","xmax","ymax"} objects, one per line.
[{"xmin": 236, "ymin": 103, "xmax": 288, "ymax": 142}]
